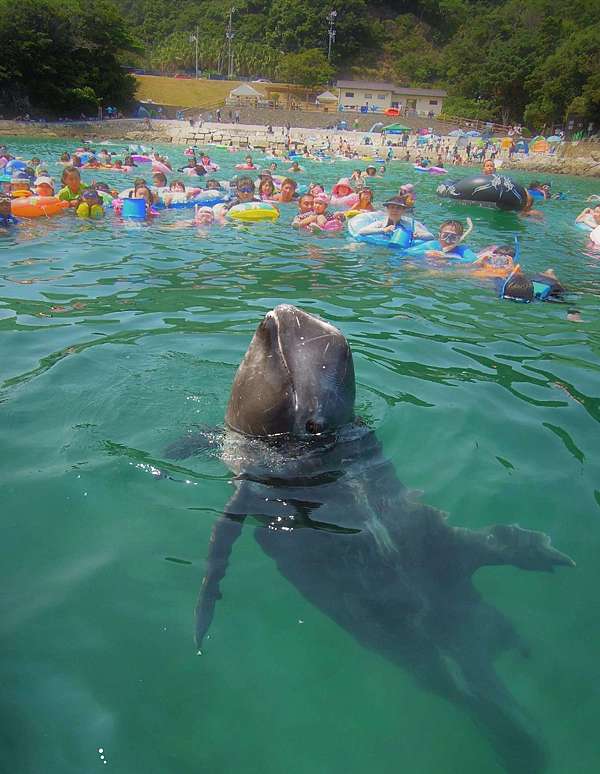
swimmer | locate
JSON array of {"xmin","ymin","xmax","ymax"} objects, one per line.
[
  {"xmin": 152, "ymin": 172, "xmax": 168, "ymax": 188},
  {"xmin": 10, "ymin": 172, "xmax": 33, "ymax": 199},
  {"xmin": 576, "ymin": 204, "xmax": 600, "ymax": 229},
  {"xmin": 292, "ymin": 194, "xmax": 315, "ymax": 228},
  {"xmin": 402, "ymin": 219, "xmax": 477, "ymax": 262},
  {"xmin": 59, "ymin": 152, "xmax": 71, "ymax": 163},
  {"xmin": 471, "ymin": 244, "xmax": 516, "ymax": 274},
  {"xmin": 351, "ymin": 169, "xmax": 363, "ymax": 183},
  {"xmin": 0, "ymin": 194, "xmax": 18, "ymax": 227},
  {"xmin": 482, "ymin": 159, "xmax": 496, "ymax": 175},
  {"xmin": 521, "ymin": 191, "xmax": 544, "ymax": 219},
  {"xmin": 498, "ymin": 266, "xmax": 565, "ymax": 303},
  {"xmin": 130, "ymin": 184, "xmax": 158, "ymax": 217},
  {"xmin": 223, "ymin": 176, "xmax": 261, "ymax": 210},
  {"xmin": 274, "ymin": 178, "xmax": 298, "ymax": 203},
  {"xmin": 356, "ymin": 193, "xmax": 415, "ymax": 237},
  {"xmin": 76, "ymin": 187, "xmax": 105, "ymax": 218},
  {"xmin": 378, "ymin": 165, "xmax": 386, "ymax": 176},
  {"xmin": 34, "ymin": 175, "xmax": 55, "ymax": 197},
  {"xmin": 364, "ymin": 165, "xmax": 377, "ymax": 178},
  {"xmin": 355, "ymin": 187, "xmax": 375, "ymax": 212},
  {"xmin": 309, "ymin": 193, "xmax": 342, "ymax": 230},
  {"xmin": 308, "ymin": 182, "xmax": 325, "ymax": 196},
  {"xmin": 287, "ymin": 160, "xmax": 304, "ymax": 173},
  {"xmin": 58, "ymin": 167, "xmax": 87, "ymax": 206},
  {"xmin": 194, "ymin": 206, "xmax": 215, "ymax": 226},
  {"xmin": 331, "ymin": 178, "xmax": 354, "ymax": 199},
  {"xmin": 206, "ymin": 179, "xmax": 223, "ymax": 191},
  {"xmin": 258, "ymin": 177, "xmax": 276, "ymax": 200}
]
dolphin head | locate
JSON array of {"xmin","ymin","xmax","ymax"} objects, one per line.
[{"xmin": 225, "ymin": 305, "xmax": 356, "ymax": 438}]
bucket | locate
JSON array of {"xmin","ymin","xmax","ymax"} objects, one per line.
[{"xmin": 121, "ymin": 198, "xmax": 147, "ymax": 218}]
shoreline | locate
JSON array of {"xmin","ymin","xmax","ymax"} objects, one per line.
[{"xmin": 2, "ymin": 118, "xmax": 599, "ymax": 178}]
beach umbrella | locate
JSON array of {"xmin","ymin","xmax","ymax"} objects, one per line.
[
  {"xmin": 369, "ymin": 122, "xmax": 385, "ymax": 133},
  {"xmin": 466, "ymin": 130, "xmax": 481, "ymax": 137},
  {"xmin": 546, "ymin": 135, "xmax": 562, "ymax": 142},
  {"xmin": 448, "ymin": 129, "xmax": 464, "ymax": 137}
]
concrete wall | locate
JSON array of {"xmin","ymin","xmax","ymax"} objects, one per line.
[{"xmin": 337, "ymin": 88, "xmax": 391, "ymax": 111}]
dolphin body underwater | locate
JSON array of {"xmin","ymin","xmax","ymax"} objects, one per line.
[{"xmin": 167, "ymin": 304, "xmax": 574, "ymax": 774}]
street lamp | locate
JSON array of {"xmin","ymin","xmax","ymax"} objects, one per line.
[
  {"xmin": 327, "ymin": 10, "xmax": 337, "ymax": 62},
  {"xmin": 189, "ymin": 26, "xmax": 199, "ymax": 79},
  {"xmin": 226, "ymin": 7, "xmax": 235, "ymax": 80}
]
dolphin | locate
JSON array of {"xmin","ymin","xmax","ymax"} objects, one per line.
[{"xmin": 167, "ymin": 304, "xmax": 574, "ymax": 774}]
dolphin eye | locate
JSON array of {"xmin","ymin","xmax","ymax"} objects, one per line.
[{"xmin": 305, "ymin": 420, "xmax": 323, "ymax": 435}]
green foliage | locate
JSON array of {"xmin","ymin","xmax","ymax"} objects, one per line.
[
  {"xmin": 5, "ymin": 0, "xmax": 599, "ymax": 127},
  {"xmin": 277, "ymin": 50, "xmax": 334, "ymax": 89},
  {"xmin": 0, "ymin": 0, "xmax": 138, "ymax": 114}
]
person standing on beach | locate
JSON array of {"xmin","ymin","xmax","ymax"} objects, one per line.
[{"xmin": 235, "ymin": 110, "xmax": 240, "ymax": 124}]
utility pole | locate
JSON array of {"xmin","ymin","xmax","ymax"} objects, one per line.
[
  {"xmin": 189, "ymin": 26, "xmax": 199, "ymax": 79},
  {"xmin": 327, "ymin": 10, "xmax": 337, "ymax": 62},
  {"xmin": 226, "ymin": 7, "xmax": 235, "ymax": 80}
]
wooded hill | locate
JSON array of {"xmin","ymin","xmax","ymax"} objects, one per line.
[{"xmin": 0, "ymin": 0, "xmax": 598, "ymax": 129}]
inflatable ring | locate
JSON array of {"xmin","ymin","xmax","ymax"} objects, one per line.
[
  {"xmin": 330, "ymin": 193, "xmax": 359, "ymax": 210},
  {"xmin": 227, "ymin": 202, "xmax": 279, "ymax": 222},
  {"xmin": 437, "ymin": 174, "xmax": 527, "ymax": 211},
  {"xmin": 131, "ymin": 155, "xmax": 153, "ymax": 164},
  {"xmin": 348, "ymin": 211, "xmax": 432, "ymax": 248},
  {"xmin": 152, "ymin": 161, "xmax": 172, "ymax": 175},
  {"xmin": 11, "ymin": 196, "xmax": 69, "ymax": 218}
]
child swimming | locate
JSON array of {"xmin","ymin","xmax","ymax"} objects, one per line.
[{"xmin": 401, "ymin": 219, "xmax": 477, "ymax": 262}]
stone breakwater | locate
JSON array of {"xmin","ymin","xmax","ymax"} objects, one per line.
[{"xmin": 2, "ymin": 119, "xmax": 600, "ymax": 178}]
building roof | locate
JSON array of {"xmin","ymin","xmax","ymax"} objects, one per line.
[
  {"xmin": 335, "ymin": 80, "xmax": 447, "ymax": 98},
  {"xmin": 336, "ymin": 80, "xmax": 397, "ymax": 91},
  {"xmin": 392, "ymin": 87, "xmax": 447, "ymax": 97}
]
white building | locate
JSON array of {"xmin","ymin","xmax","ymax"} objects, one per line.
[{"xmin": 335, "ymin": 80, "xmax": 447, "ymax": 116}]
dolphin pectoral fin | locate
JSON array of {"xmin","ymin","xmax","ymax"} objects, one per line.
[
  {"xmin": 195, "ymin": 501, "xmax": 246, "ymax": 651},
  {"xmin": 165, "ymin": 425, "xmax": 223, "ymax": 460},
  {"xmin": 470, "ymin": 524, "xmax": 575, "ymax": 573}
]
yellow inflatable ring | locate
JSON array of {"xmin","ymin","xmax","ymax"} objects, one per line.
[{"xmin": 227, "ymin": 202, "xmax": 279, "ymax": 222}]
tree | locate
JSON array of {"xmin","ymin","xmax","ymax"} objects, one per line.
[{"xmin": 277, "ymin": 49, "xmax": 334, "ymax": 90}]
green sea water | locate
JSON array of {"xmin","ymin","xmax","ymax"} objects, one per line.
[{"xmin": 1, "ymin": 138, "xmax": 599, "ymax": 774}]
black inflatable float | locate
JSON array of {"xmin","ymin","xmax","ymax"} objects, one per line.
[{"xmin": 436, "ymin": 174, "xmax": 527, "ymax": 211}]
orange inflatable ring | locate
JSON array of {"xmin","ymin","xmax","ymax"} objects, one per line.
[{"xmin": 11, "ymin": 196, "xmax": 69, "ymax": 218}]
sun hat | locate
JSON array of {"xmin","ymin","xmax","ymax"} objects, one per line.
[
  {"xmin": 35, "ymin": 175, "xmax": 54, "ymax": 187},
  {"xmin": 332, "ymin": 178, "xmax": 353, "ymax": 196},
  {"xmin": 383, "ymin": 194, "xmax": 413, "ymax": 208}
]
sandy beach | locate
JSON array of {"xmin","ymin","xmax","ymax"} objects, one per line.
[{"xmin": 2, "ymin": 118, "xmax": 599, "ymax": 178}]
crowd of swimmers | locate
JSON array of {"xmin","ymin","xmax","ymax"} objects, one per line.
[{"xmin": 1, "ymin": 142, "xmax": 595, "ymax": 309}]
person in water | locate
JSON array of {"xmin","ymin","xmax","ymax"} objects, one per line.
[
  {"xmin": 287, "ymin": 160, "xmax": 303, "ymax": 173},
  {"xmin": 498, "ymin": 266, "xmax": 565, "ymax": 303},
  {"xmin": 258, "ymin": 177, "xmax": 277, "ymax": 200},
  {"xmin": 0, "ymin": 194, "xmax": 18, "ymax": 227},
  {"xmin": 354, "ymin": 187, "xmax": 375, "ymax": 211},
  {"xmin": 292, "ymin": 194, "xmax": 315, "ymax": 228},
  {"xmin": 58, "ymin": 167, "xmax": 87, "ymax": 205},
  {"xmin": 356, "ymin": 191, "xmax": 428, "ymax": 240},
  {"xmin": 402, "ymin": 219, "xmax": 477, "ymax": 262},
  {"xmin": 76, "ymin": 187, "xmax": 105, "ymax": 218},
  {"xmin": 576, "ymin": 204, "xmax": 600, "ymax": 229},
  {"xmin": 34, "ymin": 175, "xmax": 55, "ymax": 197},
  {"xmin": 482, "ymin": 159, "xmax": 496, "ymax": 175},
  {"xmin": 224, "ymin": 176, "xmax": 261, "ymax": 210},
  {"xmin": 274, "ymin": 178, "xmax": 298, "ymax": 203},
  {"xmin": 309, "ymin": 193, "xmax": 343, "ymax": 230}
]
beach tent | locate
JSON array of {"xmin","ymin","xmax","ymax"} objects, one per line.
[
  {"xmin": 228, "ymin": 83, "xmax": 262, "ymax": 106},
  {"xmin": 384, "ymin": 122, "xmax": 411, "ymax": 134},
  {"xmin": 466, "ymin": 130, "xmax": 481, "ymax": 137},
  {"xmin": 316, "ymin": 90, "xmax": 338, "ymax": 106},
  {"xmin": 369, "ymin": 122, "xmax": 385, "ymax": 133},
  {"xmin": 449, "ymin": 129, "xmax": 465, "ymax": 137}
]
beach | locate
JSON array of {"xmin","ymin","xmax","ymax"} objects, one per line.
[{"xmin": 2, "ymin": 118, "xmax": 599, "ymax": 177}]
